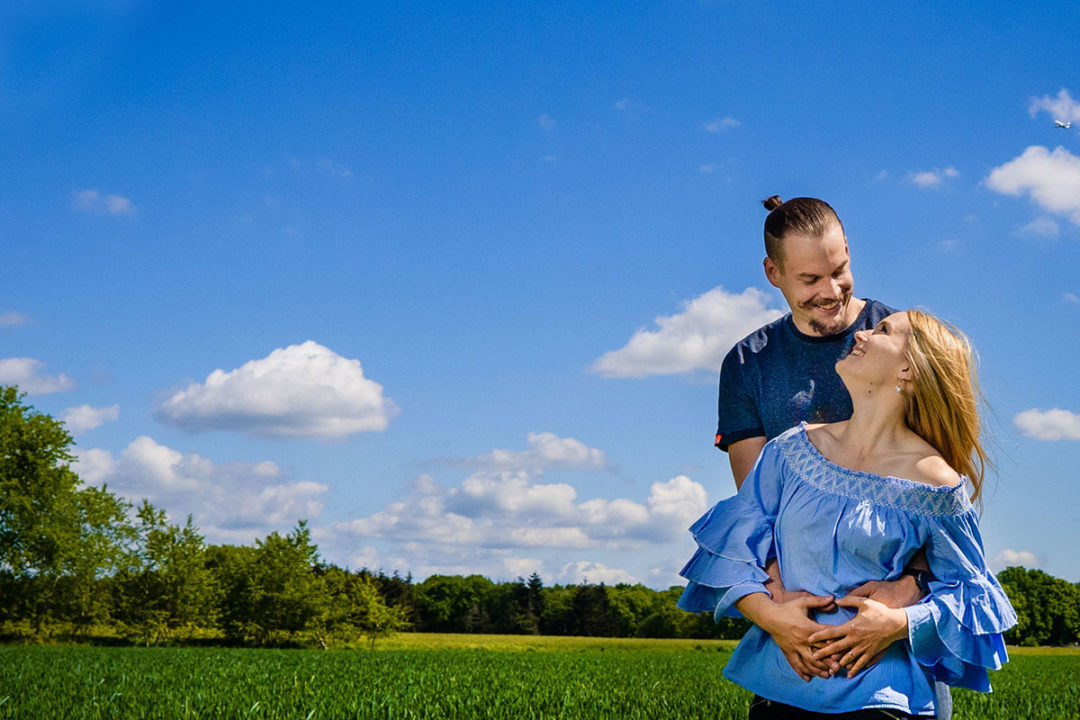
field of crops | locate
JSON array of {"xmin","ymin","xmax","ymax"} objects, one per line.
[{"xmin": 1, "ymin": 636, "xmax": 1077, "ymax": 719}]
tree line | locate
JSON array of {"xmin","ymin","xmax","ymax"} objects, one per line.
[{"xmin": 2, "ymin": 386, "xmax": 1078, "ymax": 647}]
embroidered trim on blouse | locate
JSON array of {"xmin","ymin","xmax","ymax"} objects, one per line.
[{"xmin": 774, "ymin": 424, "xmax": 972, "ymax": 516}]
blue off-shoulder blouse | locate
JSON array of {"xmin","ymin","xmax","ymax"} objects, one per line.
[{"xmin": 678, "ymin": 423, "xmax": 1016, "ymax": 716}]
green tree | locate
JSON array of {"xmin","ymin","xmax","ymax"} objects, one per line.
[
  {"xmin": 311, "ymin": 566, "xmax": 409, "ymax": 648},
  {"xmin": 0, "ymin": 386, "xmax": 131, "ymax": 634},
  {"xmin": 206, "ymin": 543, "xmax": 260, "ymax": 642},
  {"xmin": 415, "ymin": 574, "xmax": 494, "ymax": 632},
  {"xmin": 248, "ymin": 521, "xmax": 324, "ymax": 644},
  {"xmin": 113, "ymin": 501, "xmax": 218, "ymax": 644},
  {"xmin": 998, "ymin": 566, "xmax": 1080, "ymax": 646}
]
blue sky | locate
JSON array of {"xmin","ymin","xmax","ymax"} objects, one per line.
[{"xmin": 3, "ymin": 1, "xmax": 1079, "ymax": 587}]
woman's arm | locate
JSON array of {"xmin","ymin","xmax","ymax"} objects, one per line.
[{"xmin": 736, "ymin": 592, "xmax": 840, "ymax": 682}]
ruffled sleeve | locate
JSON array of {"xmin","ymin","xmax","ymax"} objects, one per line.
[
  {"xmin": 904, "ymin": 504, "xmax": 1018, "ymax": 691},
  {"xmin": 677, "ymin": 439, "xmax": 786, "ymax": 620}
]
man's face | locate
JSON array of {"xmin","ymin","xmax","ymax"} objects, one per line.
[{"xmin": 763, "ymin": 222, "xmax": 855, "ymax": 337}]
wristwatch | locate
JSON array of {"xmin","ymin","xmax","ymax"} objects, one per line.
[{"xmin": 901, "ymin": 568, "xmax": 934, "ymax": 595}]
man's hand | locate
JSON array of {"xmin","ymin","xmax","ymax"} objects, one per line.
[
  {"xmin": 737, "ymin": 593, "xmax": 840, "ymax": 682},
  {"xmin": 847, "ymin": 574, "xmax": 922, "ymax": 609},
  {"xmin": 808, "ymin": 596, "xmax": 909, "ymax": 678}
]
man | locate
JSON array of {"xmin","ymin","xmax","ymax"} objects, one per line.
[{"xmin": 714, "ymin": 196, "xmax": 950, "ymax": 716}]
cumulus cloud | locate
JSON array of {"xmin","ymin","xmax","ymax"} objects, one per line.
[
  {"xmin": 703, "ymin": 116, "xmax": 740, "ymax": 133},
  {"xmin": 334, "ymin": 434, "xmax": 708, "ymax": 556},
  {"xmin": 1014, "ymin": 408, "xmax": 1080, "ymax": 441},
  {"xmin": 156, "ymin": 341, "xmax": 396, "ymax": 438},
  {"xmin": 73, "ymin": 189, "xmax": 135, "ymax": 216},
  {"xmin": 463, "ymin": 432, "xmax": 610, "ymax": 473},
  {"xmin": 62, "ymin": 404, "xmax": 119, "ymax": 434},
  {"xmin": 992, "ymin": 549, "xmax": 1040, "ymax": 571},
  {"xmin": 0, "ymin": 311, "xmax": 28, "ymax": 328},
  {"xmin": 320, "ymin": 434, "xmax": 710, "ymax": 583},
  {"xmin": 73, "ymin": 437, "xmax": 328, "ymax": 544},
  {"xmin": 0, "ymin": 357, "xmax": 76, "ymax": 394},
  {"xmin": 909, "ymin": 167, "xmax": 959, "ymax": 188},
  {"xmin": 986, "ymin": 146, "xmax": 1080, "ymax": 225},
  {"xmin": 1028, "ymin": 88, "xmax": 1080, "ymax": 124},
  {"xmin": 591, "ymin": 286, "xmax": 784, "ymax": 378},
  {"xmin": 559, "ymin": 561, "xmax": 637, "ymax": 585},
  {"xmin": 1018, "ymin": 216, "xmax": 1060, "ymax": 238}
]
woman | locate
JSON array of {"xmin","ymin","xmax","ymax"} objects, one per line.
[{"xmin": 678, "ymin": 310, "xmax": 1016, "ymax": 718}]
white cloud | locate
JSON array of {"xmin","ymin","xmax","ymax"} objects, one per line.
[
  {"xmin": 614, "ymin": 98, "xmax": 631, "ymax": 111},
  {"xmin": 909, "ymin": 167, "xmax": 959, "ymax": 188},
  {"xmin": 74, "ymin": 436, "xmax": 328, "ymax": 544},
  {"xmin": 703, "ymin": 116, "xmax": 740, "ymax": 133},
  {"xmin": 465, "ymin": 432, "xmax": 610, "ymax": 473},
  {"xmin": 62, "ymin": 404, "xmax": 119, "ymax": 434},
  {"xmin": 699, "ymin": 162, "xmax": 719, "ymax": 174},
  {"xmin": 333, "ymin": 434, "xmax": 709, "ymax": 555},
  {"xmin": 73, "ymin": 448, "xmax": 116, "ymax": 485},
  {"xmin": 1065, "ymin": 292, "xmax": 1079, "ymax": 304},
  {"xmin": 538, "ymin": 114, "xmax": 555, "ymax": 130},
  {"xmin": 875, "ymin": 170, "xmax": 889, "ymax": 182},
  {"xmin": 559, "ymin": 561, "xmax": 638, "ymax": 585},
  {"xmin": 0, "ymin": 357, "xmax": 76, "ymax": 394},
  {"xmin": 590, "ymin": 286, "xmax": 784, "ymax": 378},
  {"xmin": 1014, "ymin": 408, "xmax": 1080, "ymax": 441},
  {"xmin": 1018, "ymin": 216, "xmax": 1060, "ymax": 238},
  {"xmin": 992, "ymin": 549, "xmax": 1040, "ymax": 571},
  {"xmin": 502, "ymin": 557, "xmax": 544, "ymax": 578},
  {"xmin": 321, "ymin": 435, "xmax": 710, "ymax": 585},
  {"xmin": 73, "ymin": 189, "xmax": 135, "ymax": 216},
  {"xmin": 0, "ymin": 311, "xmax": 28, "ymax": 327},
  {"xmin": 1028, "ymin": 88, "xmax": 1080, "ymax": 124},
  {"xmin": 155, "ymin": 341, "xmax": 396, "ymax": 438},
  {"xmin": 986, "ymin": 146, "xmax": 1080, "ymax": 225}
]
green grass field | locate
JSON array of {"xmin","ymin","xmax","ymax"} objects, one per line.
[{"xmin": 0, "ymin": 635, "xmax": 1077, "ymax": 719}]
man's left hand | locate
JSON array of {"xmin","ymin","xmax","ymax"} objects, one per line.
[{"xmin": 847, "ymin": 575, "xmax": 922, "ymax": 609}]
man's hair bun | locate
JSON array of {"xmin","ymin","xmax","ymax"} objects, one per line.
[{"xmin": 763, "ymin": 195, "xmax": 784, "ymax": 212}]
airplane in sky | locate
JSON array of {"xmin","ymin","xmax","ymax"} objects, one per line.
[{"xmin": 1055, "ymin": 120, "xmax": 1072, "ymax": 129}]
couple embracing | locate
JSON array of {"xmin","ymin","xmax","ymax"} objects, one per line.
[{"xmin": 678, "ymin": 197, "xmax": 1017, "ymax": 719}]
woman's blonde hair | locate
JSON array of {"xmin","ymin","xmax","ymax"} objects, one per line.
[{"xmin": 904, "ymin": 309, "xmax": 988, "ymax": 503}]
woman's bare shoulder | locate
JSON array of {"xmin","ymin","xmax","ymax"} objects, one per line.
[{"xmin": 906, "ymin": 451, "xmax": 962, "ymax": 488}]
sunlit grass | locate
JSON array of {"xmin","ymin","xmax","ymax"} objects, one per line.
[{"xmin": 0, "ymin": 639, "xmax": 1076, "ymax": 718}]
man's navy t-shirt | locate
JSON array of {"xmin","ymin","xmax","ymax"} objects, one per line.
[{"xmin": 715, "ymin": 299, "xmax": 896, "ymax": 451}]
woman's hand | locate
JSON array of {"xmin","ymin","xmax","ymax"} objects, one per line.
[
  {"xmin": 737, "ymin": 593, "xmax": 840, "ymax": 682},
  {"xmin": 808, "ymin": 596, "xmax": 909, "ymax": 677}
]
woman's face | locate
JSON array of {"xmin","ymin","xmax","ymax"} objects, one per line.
[{"xmin": 837, "ymin": 312, "xmax": 912, "ymax": 387}]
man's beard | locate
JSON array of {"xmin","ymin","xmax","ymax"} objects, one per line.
[{"xmin": 803, "ymin": 292, "xmax": 853, "ymax": 336}]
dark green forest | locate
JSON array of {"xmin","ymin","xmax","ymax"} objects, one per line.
[{"xmin": 2, "ymin": 386, "xmax": 1077, "ymax": 648}]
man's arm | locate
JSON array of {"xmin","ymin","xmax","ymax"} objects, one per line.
[
  {"xmin": 846, "ymin": 548, "xmax": 930, "ymax": 609},
  {"xmin": 728, "ymin": 436, "xmax": 767, "ymax": 490}
]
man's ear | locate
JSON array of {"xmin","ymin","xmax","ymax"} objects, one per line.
[{"xmin": 763, "ymin": 256, "xmax": 781, "ymax": 288}]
